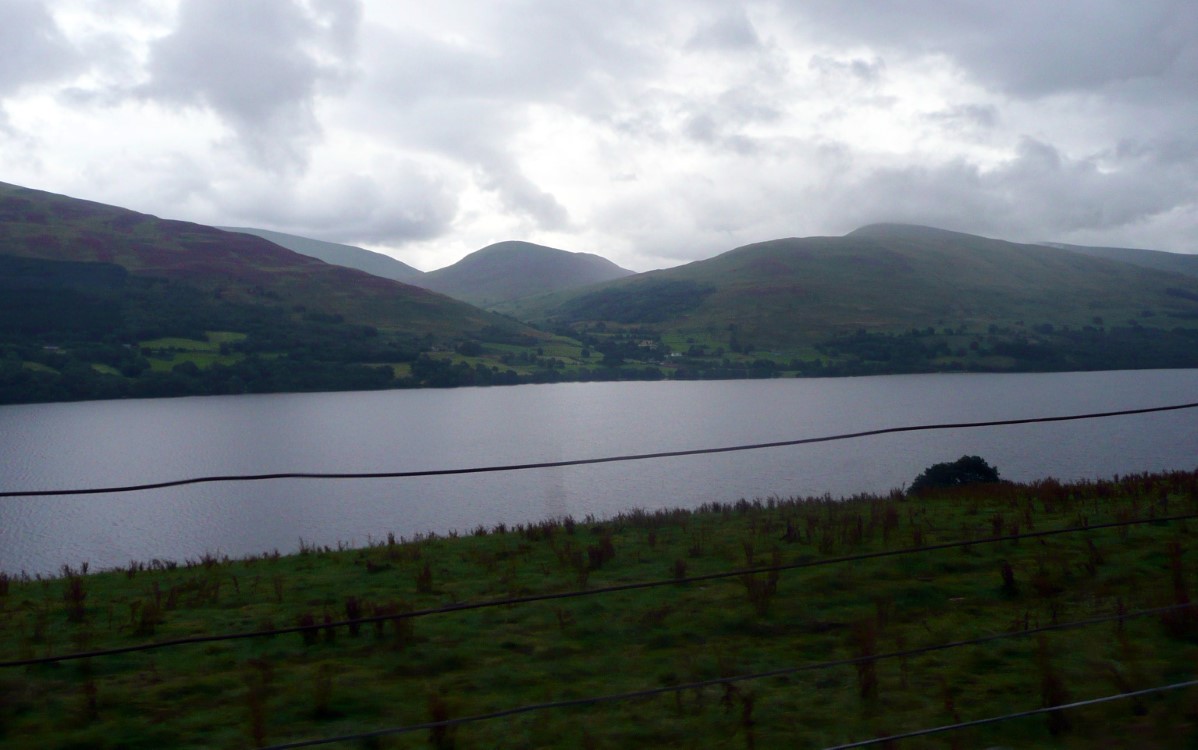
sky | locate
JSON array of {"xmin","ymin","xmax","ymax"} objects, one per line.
[{"xmin": 1, "ymin": 1, "xmax": 1196, "ymax": 272}]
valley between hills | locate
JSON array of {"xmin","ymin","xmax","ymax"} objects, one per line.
[{"xmin": 4, "ymin": 180, "xmax": 1198, "ymax": 404}]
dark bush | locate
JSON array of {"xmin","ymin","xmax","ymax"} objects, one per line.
[{"xmin": 908, "ymin": 455, "xmax": 1001, "ymax": 495}]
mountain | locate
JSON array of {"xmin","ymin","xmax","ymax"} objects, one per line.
[
  {"xmin": 8, "ymin": 179, "xmax": 1198, "ymax": 400},
  {"xmin": 0, "ymin": 181, "xmax": 511, "ymax": 335},
  {"xmin": 0, "ymin": 182, "xmax": 544, "ymax": 403},
  {"xmin": 511, "ymin": 223, "xmax": 1198, "ymax": 335},
  {"xmin": 504, "ymin": 223, "xmax": 1198, "ymax": 374},
  {"xmin": 418, "ymin": 240, "xmax": 635, "ymax": 307},
  {"xmin": 1041, "ymin": 241, "xmax": 1198, "ymax": 278},
  {"xmin": 218, "ymin": 226, "xmax": 426, "ymax": 283}
]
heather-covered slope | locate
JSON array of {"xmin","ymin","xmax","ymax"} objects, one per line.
[{"xmin": 0, "ymin": 181, "xmax": 512, "ymax": 336}]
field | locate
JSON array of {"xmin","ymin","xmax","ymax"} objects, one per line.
[
  {"xmin": 2, "ymin": 471, "xmax": 1198, "ymax": 748},
  {"xmin": 141, "ymin": 332, "xmax": 248, "ymax": 372}
]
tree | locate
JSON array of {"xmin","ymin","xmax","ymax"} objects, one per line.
[{"xmin": 908, "ymin": 455, "xmax": 1001, "ymax": 495}]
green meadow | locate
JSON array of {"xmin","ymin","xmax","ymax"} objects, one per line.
[
  {"xmin": 141, "ymin": 332, "xmax": 248, "ymax": 372},
  {"xmin": 2, "ymin": 471, "xmax": 1198, "ymax": 748}
]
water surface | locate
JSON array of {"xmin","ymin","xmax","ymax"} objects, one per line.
[{"xmin": 2, "ymin": 370, "xmax": 1196, "ymax": 575}]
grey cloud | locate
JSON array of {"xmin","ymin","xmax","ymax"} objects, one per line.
[
  {"xmin": 223, "ymin": 167, "xmax": 459, "ymax": 245},
  {"xmin": 367, "ymin": 4, "xmax": 658, "ymax": 109},
  {"xmin": 683, "ymin": 113, "xmax": 718, "ymax": 143},
  {"xmin": 359, "ymin": 7, "xmax": 656, "ymax": 231},
  {"xmin": 475, "ymin": 154, "xmax": 570, "ymax": 231},
  {"xmin": 18, "ymin": 0, "xmax": 1194, "ymax": 268},
  {"xmin": 686, "ymin": 8, "xmax": 761, "ymax": 51},
  {"xmin": 310, "ymin": 0, "xmax": 362, "ymax": 57},
  {"xmin": 822, "ymin": 135, "xmax": 1197, "ymax": 242},
  {"xmin": 681, "ymin": 113, "xmax": 764, "ymax": 156},
  {"xmin": 809, "ymin": 55, "xmax": 886, "ymax": 85},
  {"xmin": 716, "ymin": 86, "xmax": 782, "ymax": 124},
  {"xmin": 791, "ymin": 1, "xmax": 1197, "ymax": 100},
  {"xmin": 0, "ymin": 0, "xmax": 81, "ymax": 97},
  {"xmin": 677, "ymin": 86, "xmax": 783, "ymax": 154},
  {"xmin": 357, "ymin": 3, "xmax": 792, "ymax": 235},
  {"xmin": 1115, "ymin": 135, "xmax": 1198, "ymax": 167},
  {"xmin": 926, "ymin": 104, "xmax": 999, "ymax": 131},
  {"xmin": 357, "ymin": 95, "xmax": 569, "ymax": 231},
  {"xmin": 140, "ymin": 0, "xmax": 362, "ymax": 170}
]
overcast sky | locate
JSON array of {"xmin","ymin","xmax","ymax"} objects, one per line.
[{"xmin": 1, "ymin": 0, "xmax": 1195, "ymax": 271}]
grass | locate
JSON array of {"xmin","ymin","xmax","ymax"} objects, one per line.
[
  {"xmin": 145, "ymin": 352, "xmax": 243, "ymax": 372},
  {"xmin": 141, "ymin": 332, "xmax": 249, "ymax": 372},
  {"xmin": 140, "ymin": 331, "xmax": 246, "ymax": 352},
  {"xmin": 3, "ymin": 471, "xmax": 1198, "ymax": 748}
]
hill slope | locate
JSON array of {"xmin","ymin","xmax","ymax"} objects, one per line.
[
  {"xmin": 505, "ymin": 223, "xmax": 1198, "ymax": 374},
  {"xmin": 0, "ymin": 182, "xmax": 546, "ymax": 403},
  {"xmin": 219, "ymin": 226, "xmax": 426, "ymax": 283},
  {"xmin": 0, "ymin": 181, "xmax": 519, "ymax": 336},
  {"xmin": 419, "ymin": 240, "xmax": 635, "ymax": 307},
  {"xmin": 1043, "ymin": 241, "xmax": 1198, "ymax": 278}
]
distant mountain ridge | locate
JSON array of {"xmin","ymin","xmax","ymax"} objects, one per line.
[
  {"xmin": 218, "ymin": 228, "xmax": 636, "ymax": 309},
  {"xmin": 218, "ymin": 226, "xmax": 426, "ymax": 283},
  {"xmin": 418, "ymin": 240, "xmax": 635, "ymax": 307},
  {"xmin": 8, "ymin": 178, "xmax": 1198, "ymax": 401},
  {"xmin": 503, "ymin": 222, "xmax": 1198, "ymax": 366},
  {"xmin": 1041, "ymin": 241, "xmax": 1198, "ymax": 279}
]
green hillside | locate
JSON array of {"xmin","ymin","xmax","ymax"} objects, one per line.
[
  {"xmin": 219, "ymin": 226, "xmax": 427, "ymax": 284},
  {"xmin": 0, "ymin": 182, "xmax": 552, "ymax": 403},
  {"xmin": 420, "ymin": 240, "xmax": 635, "ymax": 307},
  {"xmin": 504, "ymin": 224, "xmax": 1198, "ymax": 376}
]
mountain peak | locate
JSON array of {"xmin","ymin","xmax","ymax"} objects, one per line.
[
  {"xmin": 846, "ymin": 223, "xmax": 986, "ymax": 241},
  {"xmin": 420, "ymin": 240, "xmax": 634, "ymax": 307}
]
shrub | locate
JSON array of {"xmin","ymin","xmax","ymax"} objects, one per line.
[{"xmin": 908, "ymin": 455, "xmax": 1001, "ymax": 495}]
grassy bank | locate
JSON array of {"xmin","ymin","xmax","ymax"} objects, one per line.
[{"xmin": 3, "ymin": 471, "xmax": 1198, "ymax": 748}]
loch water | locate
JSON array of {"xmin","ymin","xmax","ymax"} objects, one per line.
[{"xmin": 2, "ymin": 369, "xmax": 1196, "ymax": 575}]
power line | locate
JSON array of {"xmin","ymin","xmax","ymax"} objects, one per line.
[
  {"xmin": 3, "ymin": 400, "xmax": 1195, "ymax": 497},
  {"xmin": 255, "ymin": 602, "xmax": 1198, "ymax": 750},
  {"xmin": 822, "ymin": 679, "xmax": 1198, "ymax": 749},
  {"xmin": 5, "ymin": 511, "xmax": 1193, "ymax": 668}
]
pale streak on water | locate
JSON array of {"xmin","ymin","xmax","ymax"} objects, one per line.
[{"xmin": 1, "ymin": 369, "xmax": 1196, "ymax": 575}]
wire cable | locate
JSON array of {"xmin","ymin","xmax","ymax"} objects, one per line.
[
  {"xmin": 822, "ymin": 679, "xmax": 1198, "ymax": 749},
  {"xmin": 255, "ymin": 602, "xmax": 1198, "ymax": 750},
  {"xmin": 5, "ymin": 511, "xmax": 1193, "ymax": 668},
  {"xmin": 3, "ymin": 400, "xmax": 1195, "ymax": 497}
]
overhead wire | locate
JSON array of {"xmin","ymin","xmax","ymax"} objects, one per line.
[
  {"xmin": 821, "ymin": 679, "xmax": 1198, "ymax": 749},
  {"xmin": 2, "ymin": 400, "xmax": 1196, "ymax": 497},
  {"xmin": 255, "ymin": 602, "xmax": 1198, "ymax": 750}
]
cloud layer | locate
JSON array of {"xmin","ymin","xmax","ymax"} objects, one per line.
[{"xmin": 1, "ymin": 0, "xmax": 1195, "ymax": 271}]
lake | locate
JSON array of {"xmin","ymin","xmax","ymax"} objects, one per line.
[{"xmin": 2, "ymin": 369, "xmax": 1196, "ymax": 576}]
